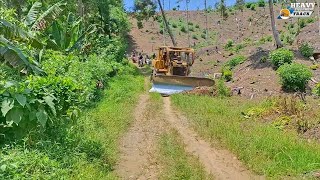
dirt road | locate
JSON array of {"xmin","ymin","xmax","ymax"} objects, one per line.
[{"xmin": 116, "ymin": 79, "xmax": 262, "ymax": 179}]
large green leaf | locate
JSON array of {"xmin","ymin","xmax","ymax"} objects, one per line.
[
  {"xmin": 24, "ymin": 2, "xmax": 42, "ymax": 26},
  {"xmin": 14, "ymin": 94, "xmax": 27, "ymax": 107},
  {"xmin": 6, "ymin": 108, "xmax": 23, "ymax": 125},
  {"xmin": 43, "ymin": 95, "xmax": 56, "ymax": 116},
  {"xmin": 31, "ymin": 2, "xmax": 67, "ymax": 31},
  {"xmin": 0, "ymin": 19, "xmax": 31, "ymax": 40},
  {"xmin": 0, "ymin": 36, "xmax": 43, "ymax": 74},
  {"xmin": 1, "ymin": 98, "xmax": 14, "ymax": 117},
  {"xmin": 36, "ymin": 107, "xmax": 48, "ymax": 127}
]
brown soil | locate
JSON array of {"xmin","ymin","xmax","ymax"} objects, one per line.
[
  {"xmin": 128, "ymin": 6, "xmax": 320, "ymax": 99},
  {"xmin": 115, "ymin": 78, "xmax": 167, "ymax": 179}
]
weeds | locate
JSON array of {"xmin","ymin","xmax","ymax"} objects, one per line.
[
  {"xmin": 171, "ymin": 95, "xmax": 320, "ymax": 177},
  {"xmin": 159, "ymin": 130, "xmax": 213, "ymax": 180}
]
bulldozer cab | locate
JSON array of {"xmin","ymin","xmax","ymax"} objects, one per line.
[
  {"xmin": 153, "ymin": 46, "xmax": 195, "ymax": 76},
  {"xmin": 150, "ymin": 46, "xmax": 214, "ymax": 95}
]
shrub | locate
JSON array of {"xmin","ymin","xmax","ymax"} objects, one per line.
[
  {"xmin": 277, "ymin": 63, "xmax": 312, "ymax": 91},
  {"xmin": 299, "ymin": 19, "xmax": 306, "ymax": 28},
  {"xmin": 310, "ymin": 64, "xmax": 318, "ymax": 70},
  {"xmin": 225, "ymin": 55, "xmax": 246, "ymax": 69},
  {"xmin": 269, "ymin": 48, "xmax": 294, "ymax": 68},
  {"xmin": 313, "ymin": 83, "xmax": 320, "ymax": 96},
  {"xmin": 195, "ymin": 24, "xmax": 200, "ymax": 28},
  {"xmin": 245, "ymin": 2, "xmax": 253, "ymax": 8},
  {"xmin": 217, "ymin": 79, "xmax": 231, "ymax": 96},
  {"xmin": 234, "ymin": 44, "xmax": 245, "ymax": 52},
  {"xmin": 287, "ymin": 23, "xmax": 294, "ymax": 29},
  {"xmin": 172, "ymin": 23, "xmax": 177, "ymax": 28},
  {"xmin": 284, "ymin": 34, "xmax": 294, "ymax": 45},
  {"xmin": 250, "ymin": 4, "xmax": 256, "ymax": 10},
  {"xmin": 258, "ymin": 0, "xmax": 265, "ymax": 7},
  {"xmin": 224, "ymin": 39, "xmax": 234, "ymax": 49},
  {"xmin": 222, "ymin": 66, "xmax": 233, "ymax": 81},
  {"xmin": 201, "ymin": 34, "xmax": 206, "ymax": 39},
  {"xmin": 137, "ymin": 21, "xmax": 143, "ymax": 29},
  {"xmin": 180, "ymin": 26, "xmax": 187, "ymax": 33},
  {"xmin": 266, "ymin": 35, "xmax": 273, "ymax": 42},
  {"xmin": 192, "ymin": 34, "xmax": 198, "ymax": 40},
  {"xmin": 160, "ymin": 29, "xmax": 164, "ymax": 34},
  {"xmin": 188, "ymin": 22, "xmax": 193, "ymax": 26},
  {"xmin": 189, "ymin": 26, "xmax": 194, "ymax": 32},
  {"xmin": 307, "ymin": 18, "xmax": 315, "ymax": 23},
  {"xmin": 299, "ymin": 43, "xmax": 314, "ymax": 58},
  {"xmin": 260, "ymin": 55, "xmax": 268, "ymax": 63}
]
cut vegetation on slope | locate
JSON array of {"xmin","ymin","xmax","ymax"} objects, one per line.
[{"xmin": 171, "ymin": 94, "xmax": 320, "ymax": 178}]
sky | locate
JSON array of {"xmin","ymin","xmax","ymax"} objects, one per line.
[{"xmin": 123, "ymin": 0, "xmax": 256, "ymax": 11}]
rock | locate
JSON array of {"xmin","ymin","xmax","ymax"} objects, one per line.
[
  {"xmin": 310, "ymin": 56, "xmax": 315, "ymax": 61},
  {"xmin": 213, "ymin": 73, "xmax": 222, "ymax": 79}
]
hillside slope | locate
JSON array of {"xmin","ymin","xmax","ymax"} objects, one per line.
[{"xmin": 128, "ymin": 5, "xmax": 320, "ymax": 97}]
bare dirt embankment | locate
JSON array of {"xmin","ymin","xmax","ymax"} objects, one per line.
[{"xmin": 128, "ymin": 6, "xmax": 320, "ymax": 98}]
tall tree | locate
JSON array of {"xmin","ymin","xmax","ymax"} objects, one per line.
[
  {"xmin": 268, "ymin": 0, "xmax": 283, "ymax": 48},
  {"xmin": 157, "ymin": 0, "xmax": 177, "ymax": 46}
]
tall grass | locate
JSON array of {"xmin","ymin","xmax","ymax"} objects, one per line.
[
  {"xmin": 171, "ymin": 95, "xmax": 320, "ymax": 178},
  {"xmin": 159, "ymin": 130, "xmax": 213, "ymax": 180}
]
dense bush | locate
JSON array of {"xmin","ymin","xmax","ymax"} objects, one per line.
[
  {"xmin": 225, "ymin": 55, "xmax": 246, "ymax": 69},
  {"xmin": 258, "ymin": 0, "xmax": 265, "ymax": 7},
  {"xmin": 277, "ymin": 63, "xmax": 312, "ymax": 91},
  {"xmin": 192, "ymin": 34, "xmax": 198, "ymax": 40},
  {"xmin": 250, "ymin": 4, "xmax": 256, "ymax": 10},
  {"xmin": 172, "ymin": 23, "xmax": 178, "ymax": 28},
  {"xmin": 217, "ymin": 79, "xmax": 231, "ymax": 96},
  {"xmin": 180, "ymin": 26, "xmax": 187, "ymax": 33},
  {"xmin": 222, "ymin": 66, "xmax": 233, "ymax": 81},
  {"xmin": 245, "ymin": 2, "xmax": 254, "ymax": 8},
  {"xmin": 269, "ymin": 48, "xmax": 294, "ymax": 68},
  {"xmin": 299, "ymin": 19, "xmax": 306, "ymax": 28},
  {"xmin": 299, "ymin": 43, "xmax": 314, "ymax": 58},
  {"xmin": 313, "ymin": 83, "xmax": 320, "ymax": 96},
  {"xmin": 224, "ymin": 39, "xmax": 234, "ymax": 49}
]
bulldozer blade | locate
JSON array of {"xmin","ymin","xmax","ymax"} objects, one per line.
[{"xmin": 149, "ymin": 75, "xmax": 215, "ymax": 95}]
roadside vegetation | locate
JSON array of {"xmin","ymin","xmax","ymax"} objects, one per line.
[
  {"xmin": 172, "ymin": 95, "xmax": 320, "ymax": 178},
  {"xmin": 159, "ymin": 130, "xmax": 213, "ymax": 180},
  {"xmin": 0, "ymin": 0, "xmax": 144, "ymax": 179}
]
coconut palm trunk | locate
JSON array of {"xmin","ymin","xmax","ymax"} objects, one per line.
[
  {"xmin": 268, "ymin": 0, "xmax": 283, "ymax": 48},
  {"xmin": 157, "ymin": 0, "xmax": 177, "ymax": 47}
]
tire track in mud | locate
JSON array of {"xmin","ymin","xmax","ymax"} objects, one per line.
[{"xmin": 162, "ymin": 97, "xmax": 264, "ymax": 180}]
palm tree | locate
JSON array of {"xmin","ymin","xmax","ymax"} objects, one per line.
[
  {"xmin": 268, "ymin": 0, "xmax": 283, "ymax": 48},
  {"xmin": 157, "ymin": 0, "xmax": 177, "ymax": 46}
]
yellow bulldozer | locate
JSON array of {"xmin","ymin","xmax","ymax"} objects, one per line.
[{"xmin": 150, "ymin": 46, "xmax": 215, "ymax": 95}]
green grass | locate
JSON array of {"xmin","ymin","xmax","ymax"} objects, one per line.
[
  {"xmin": 0, "ymin": 74, "xmax": 144, "ymax": 179},
  {"xmin": 159, "ymin": 130, "xmax": 213, "ymax": 180},
  {"xmin": 171, "ymin": 95, "xmax": 320, "ymax": 178}
]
